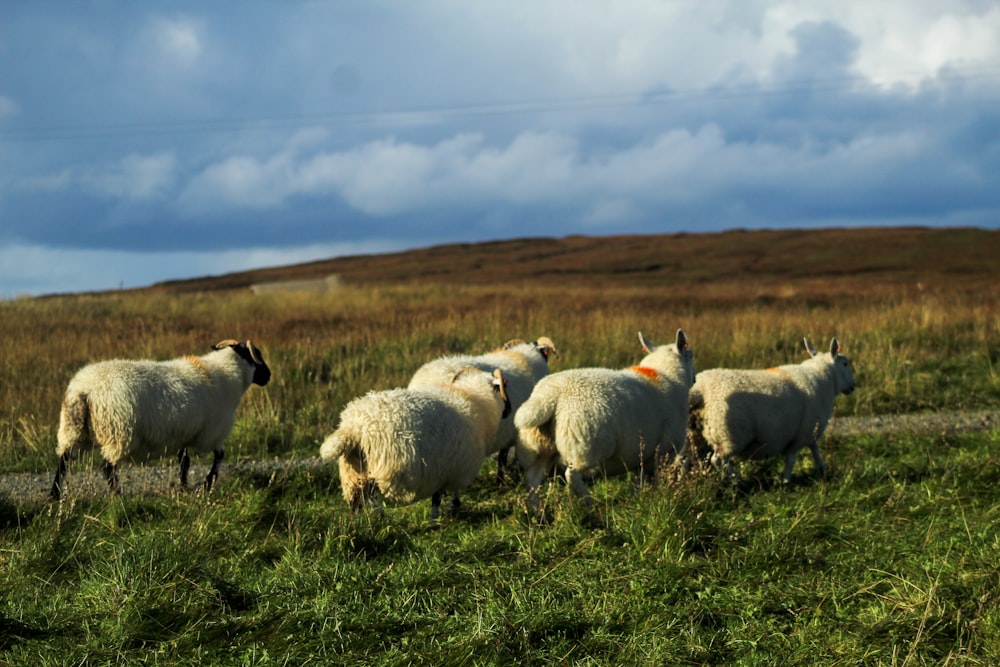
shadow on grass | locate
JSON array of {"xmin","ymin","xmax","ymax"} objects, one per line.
[{"xmin": 0, "ymin": 616, "xmax": 58, "ymax": 651}]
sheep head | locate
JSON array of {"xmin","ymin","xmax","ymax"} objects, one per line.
[
  {"xmin": 213, "ymin": 339, "xmax": 272, "ymax": 386},
  {"xmin": 534, "ymin": 337, "xmax": 559, "ymax": 361},
  {"xmin": 804, "ymin": 337, "xmax": 855, "ymax": 396}
]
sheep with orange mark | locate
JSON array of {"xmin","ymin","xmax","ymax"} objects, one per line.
[
  {"xmin": 686, "ymin": 337, "xmax": 855, "ymax": 483},
  {"xmin": 408, "ymin": 337, "xmax": 558, "ymax": 483},
  {"xmin": 50, "ymin": 340, "xmax": 271, "ymax": 500},
  {"xmin": 320, "ymin": 368, "xmax": 511, "ymax": 519},
  {"xmin": 514, "ymin": 330, "xmax": 695, "ymax": 506}
]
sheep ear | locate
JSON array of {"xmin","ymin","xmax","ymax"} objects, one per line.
[
  {"xmin": 830, "ymin": 338, "xmax": 841, "ymax": 358},
  {"xmin": 675, "ymin": 329, "xmax": 689, "ymax": 349},
  {"xmin": 803, "ymin": 338, "xmax": 817, "ymax": 357},
  {"xmin": 213, "ymin": 339, "xmax": 240, "ymax": 351},
  {"xmin": 638, "ymin": 331, "xmax": 655, "ymax": 352}
]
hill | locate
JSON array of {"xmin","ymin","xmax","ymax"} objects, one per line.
[{"xmin": 150, "ymin": 226, "xmax": 998, "ymax": 298}]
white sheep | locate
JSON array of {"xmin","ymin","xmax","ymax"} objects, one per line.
[
  {"xmin": 686, "ymin": 337, "xmax": 855, "ymax": 483},
  {"xmin": 407, "ymin": 336, "xmax": 558, "ymax": 483},
  {"xmin": 515, "ymin": 329, "xmax": 695, "ymax": 505},
  {"xmin": 320, "ymin": 367, "xmax": 511, "ymax": 519},
  {"xmin": 49, "ymin": 339, "xmax": 271, "ymax": 500}
]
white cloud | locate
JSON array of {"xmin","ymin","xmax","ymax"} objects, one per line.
[
  {"xmin": 152, "ymin": 17, "xmax": 202, "ymax": 67},
  {"xmin": 181, "ymin": 153, "xmax": 293, "ymax": 210},
  {"xmin": 760, "ymin": 2, "xmax": 1000, "ymax": 88},
  {"xmin": 174, "ymin": 116, "xmax": 987, "ymax": 224}
]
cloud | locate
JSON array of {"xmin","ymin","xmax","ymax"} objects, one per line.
[{"xmin": 152, "ymin": 17, "xmax": 202, "ymax": 67}]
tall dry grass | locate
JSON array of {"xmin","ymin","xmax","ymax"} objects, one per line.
[{"xmin": 1, "ymin": 282, "xmax": 997, "ymax": 473}]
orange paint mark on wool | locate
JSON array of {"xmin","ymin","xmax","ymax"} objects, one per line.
[
  {"xmin": 630, "ymin": 366, "xmax": 660, "ymax": 381},
  {"xmin": 766, "ymin": 367, "xmax": 793, "ymax": 381},
  {"xmin": 184, "ymin": 355, "xmax": 211, "ymax": 380}
]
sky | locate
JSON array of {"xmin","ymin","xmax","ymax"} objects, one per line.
[{"xmin": 2, "ymin": 2, "xmax": 999, "ymax": 297}]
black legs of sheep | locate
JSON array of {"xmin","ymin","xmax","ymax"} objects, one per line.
[
  {"xmin": 430, "ymin": 491, "xmax": 462, "ymax": 520},
  {"xmin": 50, "ymin": 454, "xmax": 121, "ymax": 501},
  {"xmin": 51, "ymin": 449, "xmax": 224, "ymax": 501},
  {"xmin": 204, "ymin": 450, "xmax": 224, "ymax": 491},
  {"xmin": 49, "ymin": 452, "xmax": 71, "ymax": 501},
  {"xmin": 178, "ymin": 448, "xmax": 191, "ymax": 488},
  {"xmin": 178, "ymin": 448, "xmax": 224, "ymax": 492},
  {"xmin": 104, "ymin": 461, "xmax": 120, "ymax": 494}
]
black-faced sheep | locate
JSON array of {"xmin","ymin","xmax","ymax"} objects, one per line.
[{"xmin": 49, "ymin": 339, "xmax": 271, "ymax": 500}]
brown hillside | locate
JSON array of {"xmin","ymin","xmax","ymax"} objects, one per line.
[{"xmin": 151, "ymin": 227, "xmax": 998, "ymax": 299}]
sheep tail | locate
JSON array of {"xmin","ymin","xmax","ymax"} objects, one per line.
[
  {"xmin": 56, "ymin": 390, "xmax": 91, "ymax": 457},
  {"xmin": 683, "ymin": 386, "xmax": 710, "ymax": 467},
  {"xmin": 319, "ymin": 429, "xmax": 356, "ymax": 462},
  {"xmin": 51, "ymin": 390, "xmax": 90, "ymax": 501},
  {"xmin": 513, "ymin": 388, "xmax": 557, "ymax": 431}
]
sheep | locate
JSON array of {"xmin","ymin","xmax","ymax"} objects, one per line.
[
  {"xmin": 686, "ymin": 337, "xmax": 855, "ymax": 483},
  {"xmin": 515, "ymin": 329, "xmax": 695, "ymax": 506},
  {"xmin": 49, "ymin": 339, "xmax": 271, "ymax": 500},
  {"xmin": 320, "ymin": 367, "xmax": 511, "ymax": 519},
  {"xmin": 407, "ymin": 336, "xmax": 558, "ymax": 484}
]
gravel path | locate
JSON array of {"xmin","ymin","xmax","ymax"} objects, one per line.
[{"xmin": 3, "ymin": 409, "xmax": 998, "ymax": 504}]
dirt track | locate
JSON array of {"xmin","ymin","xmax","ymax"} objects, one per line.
[{"xmin": 3, "ymin": 409, "xmax": 998, "ymax": 505}]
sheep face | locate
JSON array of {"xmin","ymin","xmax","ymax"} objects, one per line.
[{"xmin": 215, "ymin": 339, "xmax": 272, "ymax": 386}]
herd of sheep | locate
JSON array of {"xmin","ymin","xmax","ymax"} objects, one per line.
[{"xmin": 47, "ymin": 331, "xmax": 856, "ymax": 515}]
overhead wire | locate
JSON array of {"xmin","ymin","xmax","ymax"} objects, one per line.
[{"xmin": 2, "ymin": 63, "xmax": 999, "ymax": 143}]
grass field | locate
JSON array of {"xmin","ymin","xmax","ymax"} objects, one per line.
[{"xmin": 1, "ymin": 229, "xmax": 999, "ymax": 664}]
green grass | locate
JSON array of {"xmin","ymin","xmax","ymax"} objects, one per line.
[{"xmin": 3, "ymin": 430, "xmax": 1000, "ymax": 665}]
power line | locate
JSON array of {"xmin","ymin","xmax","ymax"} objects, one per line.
[{"xmin": 2, "ymin": 63, "xmax": 999, "ymax": 143}]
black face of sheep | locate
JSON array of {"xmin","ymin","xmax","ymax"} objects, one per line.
[{"xmin": 218, "ymin": 340, "xmax": 272, "ymax": 386}]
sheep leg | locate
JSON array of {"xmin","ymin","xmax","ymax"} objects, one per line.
[
  {"xmin": 178, "ymin": 448, "xmax": 191, "ymax": 488},
  {"xmin": 103, "ymin": 461, "xmax": 121, "ymax": 495},
  {"xmin": 564, "ymin": 467, "xmax": 593, "ymax": 506},
  {"xmin": 782, "ymin": 451, "xmax": 799, "ymax": 484},
  {"xmin": 430, "ymin": 492, "xmax": 442, "ymax": 521},
  {"xmin": 49, "ymin": 452, "xmax": 71, "ymax": 501},
  {"xmin": 809, "ymin": 442, "xmax": 828, "ymax": 479},
  {"xmin": 496, "ymin": 447, "xmax": 510, "ymax": 486},
  {"xmin": 204, "ymin": 450, "xmax": 224, "ymax": 492},
  {"xmin": 523, "ymin": 464, "xmax": 548, "ymax": 510},
  {"xmin": 711, "ymin": 452, "xmax": 741, "ymax": 483}
]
